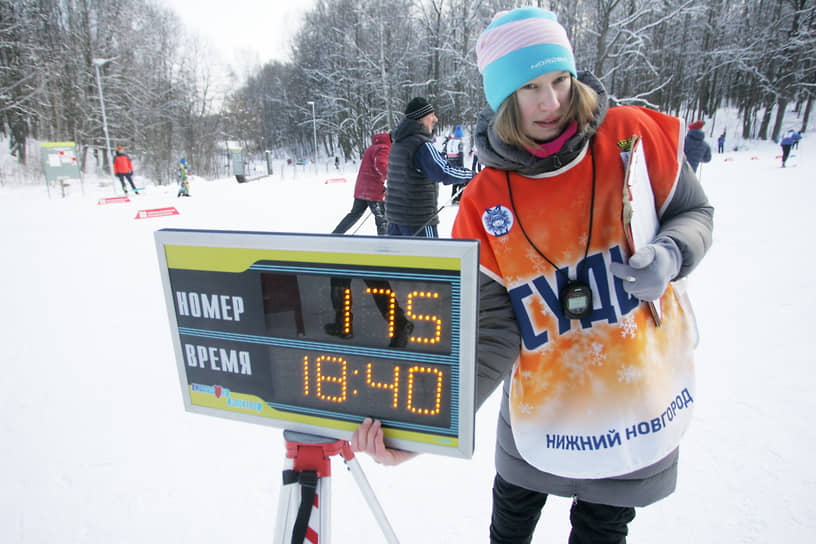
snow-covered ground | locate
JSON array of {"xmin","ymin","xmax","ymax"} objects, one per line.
[{"xmin": 1, "ymin": 133, "xmax": 813, "ymax": 543}]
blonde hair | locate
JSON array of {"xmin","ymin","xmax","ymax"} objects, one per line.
[{"xmin": 493, "ymin": 75, "xmax": 599, "ymax": 150}]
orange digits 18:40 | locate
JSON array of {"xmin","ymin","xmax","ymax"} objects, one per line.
[{"xmin": 301, "ymin": 354, "xmax": 444, "ymax": 416}]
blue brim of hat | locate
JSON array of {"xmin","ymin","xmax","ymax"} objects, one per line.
[{"xmin": 482, "ymin": 43, "xmax": 577, "ymax": 111}]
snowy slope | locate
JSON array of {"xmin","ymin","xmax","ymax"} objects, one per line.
[{"xmin": 1, "ymin": 138, "xmax": 814, "ymax": 543}]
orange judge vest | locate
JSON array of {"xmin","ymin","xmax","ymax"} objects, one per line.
[{"xmin": 452, "ymin": 106, "xmax": 696, "ymax": 478}]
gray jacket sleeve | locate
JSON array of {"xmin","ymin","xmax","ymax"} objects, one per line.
[
  {"xmin": 474, "ymin": 272, "xmax": 520, "ymax": 409},
  {"xmin": 657, "ymin": 159, "xmax": 714, "ymax": 279}
]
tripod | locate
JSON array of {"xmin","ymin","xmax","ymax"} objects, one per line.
[{"xmin": 273, "ymin": 430, "xmax": 400, "ymax": 544}]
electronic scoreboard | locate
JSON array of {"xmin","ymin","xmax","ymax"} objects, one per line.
[{"xmin": 155, "ymin": 229, "xmax": 479, "ymax": 458}]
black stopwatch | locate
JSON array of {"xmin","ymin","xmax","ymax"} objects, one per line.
[{"xmin": 560, "ymin": 281, "xmax": 593, "ymax": 320}]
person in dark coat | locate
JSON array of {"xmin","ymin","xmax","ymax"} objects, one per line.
[
  {"xmin": 684, "ymin": 120, "xmax": 712, "ymax": 173},
  {"xmin": 384, "ymin": 97, "xmax": 474, "ymax": 237},
  {"xmin": 470, "ymin": 147, "xmax": 482, "ymax": 173},
  {"xmin": 113, "ymin": 145, "xmax": 138, "ymax": 195},
  {"xmin": 717, "ymin": 131, "xmax": 726, "ymax": 153},
  {"xmin": 447, "ymin": 124, "xmax": 466, "ymax": 203},
  {"xmin": 331, "ymin": 133, "xmax": 391, "ymax": 236},
  {"xmin": 780, "ymin": 129, "xmax": 802, "ymax": 167}
]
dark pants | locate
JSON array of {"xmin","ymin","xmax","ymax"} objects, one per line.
[
  {"xmin": 332, "ymin": 198, "xmax": 386, "ymax": 235},
  {"xmin": 116, "ymin": 173, "xmax": 136, "ymax": 192},
  {"xmin": 490, "ymin": 474, "xmax": 636, "ymax": 544},
  {"xmin": 781, "ymin": 144, "xmax": 792, "ymax": 165},
  {"xmin": 325, "ymin": 277, "xmax": 412, "ymax": 346},
  {"xmin": 387, "ymin": 223, "xmax": 438, "ymax": 238}
]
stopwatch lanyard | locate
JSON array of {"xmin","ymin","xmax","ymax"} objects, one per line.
[{"xmin": 505, "ymin": 139, "xmax": 597, "ymax": 285}]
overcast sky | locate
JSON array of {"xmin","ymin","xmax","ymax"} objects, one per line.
[{"xmin": 164, "ymin": 0, "xmax": 317, "ymax": 65}]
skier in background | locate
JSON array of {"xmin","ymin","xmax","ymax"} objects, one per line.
[
  {"xmin": 385, "ymin": 97, "xmax": 474, "ymax": 238},
  {"xmin": 177, "ymin": 158, "xmax": 190, "ymax": 197},
  {"xmin": 717, "ymin": 131, "xmax": 726, "ymax": 154},
  {"xmin": 470, "ymin": 146, "xmax": 483, "ymax": 173},
  {"xmin": 330, "ymin": 132, "xmax": 390, "ymax": 236},
  {"xmin": 113, "ymin": 145, "xmax": 139, "ymax": 195},
  {"xmin": 780, "ymin": 129, "xmax": 801, "ymax": 167},
  {"xmin": 684, "ymin": 120, "xmax": 712, "ymax": 173},
  {"xmin": 447, "ymin": 124, "xmax": 466, "ymax": 203}
]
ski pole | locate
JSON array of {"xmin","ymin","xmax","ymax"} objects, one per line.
[
  {"xmin": 350, "ymin": 209, "xmax": 373, "ymax": 235},
  {"xmin": 410, "ymin": 184, "xmax": 466, "ymax": 237}
]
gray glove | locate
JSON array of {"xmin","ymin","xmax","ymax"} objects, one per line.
[{"xmin": 610, "ymin": 237, "xmax": 682, "ymax": 301}]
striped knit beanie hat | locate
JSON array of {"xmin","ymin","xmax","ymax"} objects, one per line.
[
  {"xmin": 476, "ymin": 8, "xmax": 576, "ymax": 111},
  {"xmin": 405, "ymin": 97, "xmax": 435, "ymax": 120}
]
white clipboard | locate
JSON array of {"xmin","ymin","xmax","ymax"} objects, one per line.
[{"xmin": 621, "ymin": 135, "xmax": 663, "ymax": 326}]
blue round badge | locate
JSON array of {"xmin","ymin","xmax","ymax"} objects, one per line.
[{"xmin": 482, "ymin": 205, "xmax": 514, "ymax": 237}]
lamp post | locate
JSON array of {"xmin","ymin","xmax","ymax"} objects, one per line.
[
  {"xmin": 92, "ymin": 57, "xmax": 116, "ymax": 193},
  {"xmin": 307, "ymin": 100, "xmax": 317, "ymax": 170}
]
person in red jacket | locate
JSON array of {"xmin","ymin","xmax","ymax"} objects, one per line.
[
  {"xmin": 325, "ymin": 132, "xmax": 413, "ymax": 344},
  {"xmin": 331, "ymin": 132, "xmax": 391, "ymax": 236},
  {"xmin": 113, "ymin": 145, "xmax": 138, "ymax": 194}
]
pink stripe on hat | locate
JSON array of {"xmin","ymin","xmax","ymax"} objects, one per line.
[{"xmin": 477, "ymin": 18, "xmax": 572, "ymax": 73}]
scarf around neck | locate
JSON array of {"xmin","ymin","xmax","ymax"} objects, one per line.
[{"xmin": 526, "ymin": 120, "xmax": 578, "ymax": 158}]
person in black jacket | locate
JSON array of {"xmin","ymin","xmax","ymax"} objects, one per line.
[
  {"xmin": 447, "ymin": 124, "xmax": 466, "ymax": 203},
  {"xmin": 385, "ymin": 97, "xmax": 474, "ymax": 237}
]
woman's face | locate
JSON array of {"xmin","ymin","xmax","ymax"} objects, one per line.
[{"xmin": 515, "ymin": 70, "xmax": 572, "ymax": 142}]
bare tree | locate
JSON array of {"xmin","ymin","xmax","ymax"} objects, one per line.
[{"xmin": 5, "ymin": 0, "xmax": 814, "ymax": 185}]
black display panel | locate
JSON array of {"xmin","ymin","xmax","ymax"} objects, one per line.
[
  {"xmin": 266, "ymin": 347, "xmax": 453, "ymax": 431},
  {"xmin": 260, "ymin": 270, "xmax": 453, "ymax": 354}
]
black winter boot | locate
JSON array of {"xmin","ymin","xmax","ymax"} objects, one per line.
[
  {"xmin": 389, "ymin": 317, "xmax": 414, "ymax": 348},
  {"xmin": 324, "ymin": 280, "xmax": 353, "ymax": 338},
  {"xmin": 324, "ymin": 311, "xmax": 353, "ymax": 339}
]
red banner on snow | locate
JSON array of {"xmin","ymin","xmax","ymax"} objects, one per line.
[
  {"xmin": 324, "ymin": 177, "xmax": 347, "ymax": 184},
  {"xmin": 98, "ymin": 196, "xmax": 130, "ymax": 205},
  {"xmin": 135, "ymin": 207, "xmax": 179, "ymax": 219}
]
